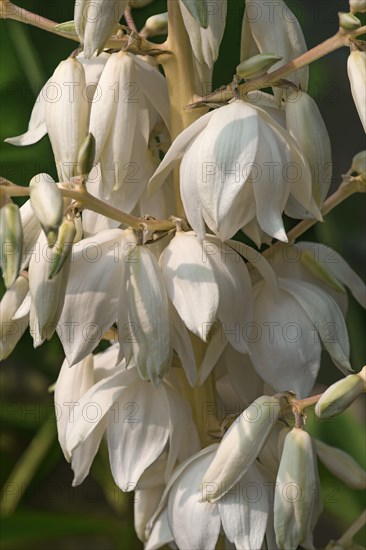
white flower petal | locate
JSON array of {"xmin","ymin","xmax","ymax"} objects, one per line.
[
  {"xmin": 145, "ymin": 509, "xmax": 174, "ymax": 550},
  {"xmin": 219, "ymin": 464, "xmax": 269, "ymax": 550},
  {"xmin": 224, "ymin": 346, "xmax": 264, "ymax": 407},
  {"xmin": 107, "ymin": 380, "xmax": 170, "ymax": 489},
  {"xmin": 297, "ymin": 242, "xmax": 366, "ymax": 309},
  {"xmin": 197, "ymin": 327, "xmax": 227, "ymax": 385},
  {"xmin": 57, "ymin": 229, "xmax": 127, "ymax": 365},
  {"xmin": 170, "ymin": 303, "xmax": 197, "ymax": 386},
  {"xmin": 251, "ymin": 282, "xmax": 322, "ymax": 398},
  {"xmin": 204, "ymin": 236, "xmax": 253, "ymax": 353},
  {"xmin": 160, "ymin": 232, "xmax": 219, "ymax": 340},
  {"xmin": 71, "ymin": 421, "xmax": 106, "ymax": 486},
  {"xmin": 148, "ymin": 110, "xmax": 216, "ymax": 195},
  {"xmin": 168, "ymin": 449, "xmax": 221, "ymax": 550},
  {"xmin": 348, "ymin": 51, "xmax": 366, "ymax": 132},
  {"xmin": 281, "ymin": 278, "xmax": 352, "ymax": 375},
  {"xmin": 66, "ymin": 368, "xmax": 135, "ymax": 455}
]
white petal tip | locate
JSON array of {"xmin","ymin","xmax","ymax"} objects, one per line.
[{"xmin": 274, "ymin": 228, "xmax": 288, "ymax": 243}]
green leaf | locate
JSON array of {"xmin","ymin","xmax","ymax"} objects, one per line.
[{"xmin": 181, "ymin": 0, "xmax": 208, "ymax": 28}]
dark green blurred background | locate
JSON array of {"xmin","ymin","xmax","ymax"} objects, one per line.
[{"xmin": 0, "ymin": 1, "xmax": 365, "ymax": 548}]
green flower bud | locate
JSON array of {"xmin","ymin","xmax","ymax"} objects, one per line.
[
  {"xmin": 49, "ymin": 220, "xmax": 77, "ymax": 280},
  {"xmin": 236, "ymin": 53, "xmax": 283, "ymax": 80},
  {"xmin": 77, "ymin": 133, "xmax": 96, "ymax": 177},
  {"xmin": 349, "ymin": 0, "xmax": 366, "ymax": 13},
  {"xmin": 0, "ymin": 203, "xmax": 23, "ymax": 288},
  {"xmin": 339, "ymin": 11, "xmax": 361, "ymax": 30},
  {"xmin": 315, "ymin": 373, "xmax": 365, "ymax": 419}
]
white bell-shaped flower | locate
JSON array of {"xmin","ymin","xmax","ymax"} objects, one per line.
[{"xmin": 347, "ymin": 50, "xmax": 366, "ymax": 132}]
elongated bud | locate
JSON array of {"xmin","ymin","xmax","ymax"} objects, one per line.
[
  {"xmin": 347, "ymin": 51, "xmax": 366, "ymax": 133},
  {"xmin": 53, "ymin": 21, "xmax": 77, "ymax": 35},
  {"xmin": 315, "ymin": 369, "xmax": 365, "ymax": 419},
  {"xmin": 0, "ymin": 274, "xmax": 29, "ymax": 321},
  {"xmin": 286, "ymin": 90, "xmax": 332, "ymax": 207},
  {"xmin": 77, "ymin": 133, "xmax": 96, "ymax": 177},
  {"xmin": 0, "ymin": 203, "xmax": 23, "ymax": 288},
  {"xmin": 75, "ymin": 0, "xmax": 128, "ymax": 59},
  {"xmin": 49, "ymin": 220, "xmax": 77, "ymax": 280},
  {"xmin": 0, "ymin": 274, "xmax": 30, "ymax": 361},
  {"xmin": 349, "ymin": 0, "xmax": 366, "ymax": 12},
  {"xmin": 201, "ymin": 395, "xmax": 281, "ymax": 502},
  {"xmin": 236, "ymin": 54, "xmax": 283, "ymax": 80},
  {"xmin": 301, "ymin": 251, "xmax": 346, "ymax": 293},
  {"xmin": 339, "ymin": 11, "xmax": 361, "ymax": 29},
  {"xmin": 29, "ymin": 173, "xmax": 63, "ymax": 247},
  {"xmin": 274, "ymin": 428, "xmax": 318, "ymax": 550},
  {"xmin": 313, "ymin": 438, "xmax": 366, "ymax": 490},
  {"xmin": 142, "ymin": 13, "xmax": 168, "ymax": 37}
]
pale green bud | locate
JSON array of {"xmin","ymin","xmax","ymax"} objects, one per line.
[
  {"xmin": 201, "ymin": 395, "xmax": 281, "ymax": 502},
  {"xmin": 143, "ymin": 13, "xmax": 168, "ymax": 37},
  {"xmin": 313, "ymin": 438, "xmax": 366, "ymax": 489},
  {"xmin": 339, "ymin": 11, "xmax": 361, "ymax": 30},
  {"xmin": 236, "ymin": 53, "xmax": 283, "ymax": 80},
  {"xmin": 349, "ymin": 0, "xmax": 366, "ymax": 13},
  {"xmin": 0, "ymin": 203, "xmax": 23, "ymax": 288},
  {"xmin": 49, "ymin": 220, "xmax": 77, "ymax": 280},
  {"xmin": 274, "ymin": 428, "xmax": 318, "ymax": 550},
  {"xmin": 29, "ymin": 173, "xmax": 63, "ymax": 247},
  {"xmin": 53, "ymin": 21, "xmax": 77, "ymax": 35},
  {"xmin": 77, "ymin": 133, "xmax": 95, "ymax": 177},
  {"xmin": 315, "ymin": 372, "xmax": 365, "ymax": 419},
  {"xmin": 351, "ymin": 150, "xmax": 366, "ymax": 183}
]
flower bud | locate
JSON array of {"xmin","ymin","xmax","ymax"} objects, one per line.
[
  {"xmin": 339, "ymin": 11, "xmax": 361, "ymax": 30},
  {"xmin": 142, "ymin": 13, "xmax": 168, "ymax": 37},
  {"xmin": 49, "ymin": 220, "xmax": 77, "ymax": 280},
  {"xmin": 77, "ymin": 132, "xmax": 96, "ymax": 177},
  {"xmin": 53, "ymin": 20, "xmax": 77, "ymax": 35},
  {"xmin": 351, "ymin": 150, "xmax": 366, "ymax": 177},
  {"xmin": 29, "ymin": 173, "xmax": 63, "ymax": 247},
  {"xmin": 313, "ymin": 438, "xmax": 366, "ymax": 490},
  {"xmin": 0, "ymin": 203, "xmax": 23, "ymax": 288},
  {"xmin": 274, "ymin": 428, "xmax": 318, "ymax": 550},
  {"xmin": 349, "ymin": 0, "xmax": 366, "ymax": 12},
  {"xmin": 236, "ymin": 54, "xmax": 283, "ymax": 80},
  {"xmin": 0, "ymin": 275, "xmax": 30, "ymax": 360},
  {"xmin": 74, "ymin": 0, "xmax": 128, "ymax": 59},
  {"xmin": 315, "ymin": 373, "xmax": 365, "ymax": 419},
  {"xmin": 201, "ymin": 395, "xmax": 281, "ymax": 502},
  {"xmin": 347, "ymin": 51, "xmax": 366, "ymax": 133}
]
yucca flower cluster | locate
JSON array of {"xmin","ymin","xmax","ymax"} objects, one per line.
[{"xmin": 1, "ymin": 0, "xmax": 366, "ymax": 548}]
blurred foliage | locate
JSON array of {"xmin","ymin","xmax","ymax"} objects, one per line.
[{"xmin": 0, "ymin": 1, "xmax": 365, "ymax": 549}]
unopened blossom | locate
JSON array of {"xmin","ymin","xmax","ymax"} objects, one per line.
[
  {"xmin": 74, "ymin": 0, "xmax": 128, "ymax": 58},
  {"xmin": 241, "ymin": 0, "xmax": 308, "ymax": 96},
  {"xmin": 274, "ymin": 428, "xmax": 321, "ymax": 550},
  {"xmin": 55, "ymin": 345, "xmax": 200, "ymax": 489},
  {"xmin": 150, "ymin": 100, "xmax": 321, "ymax": 243},
  {"xmin": 146, "ymin": 445, "xmax": 270, "ymax": 550},
  {"xmin": 29, "ymin": 173, "xmax": 63, "ymax": 245},
  {"xmin": 201, "ymin": 395, "xmax": 281, "ymax": 501},
  {"xmin": 0, "ymin": 202, "xmax": 23, "ymax": 288},
  {"xmin": 179, "ymin": 0, "xmax": 227, "ymax": 93},
  {"xmin": 347, "ymin": 50, "xmax": 366, "ymax": 132},
  {"xmin": 315, "ymin": 368, "xmax": 365, "ymax": 419}
]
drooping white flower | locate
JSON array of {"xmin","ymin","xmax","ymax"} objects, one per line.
[
  {"xmin": 56, "ymin": 346, "xmax": 200, "ymax": 489},
  {"xmin": 347, "ymin": 50, "xmax": 366, "ymax": 132},
  {"xmin": 241, "ymin": 0, "xmax": 308, "ymax": 95},
  {"xmin": 74, "ymin": 0, "xmax": 128, "ymax": 59},
  {"xmin": 160, "ymin": 231, "xmax": 253, "ymax": 350},
  {"xmin": 149, "ymin": 101, "xmax": 321, "ymax": 243},
  {"xmin": 178, "ymin": 0, "xmax": 227, "ymax": 93},
  {"xmin": 0, "ymin": 275, "xmax": 30, "ymax": 360},
  {"xmin": 146, "ymin": 444, "xmax": 270, "ymax": 550},
  {"xmin": 118, "ymin": 244, "xmax": 172, "ymax": 386},
  {"xmin": 250, "ymin": 277, "xmax": 353, "ymax": 398}
]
